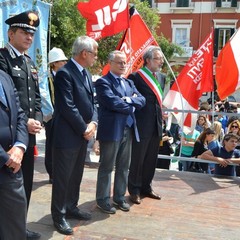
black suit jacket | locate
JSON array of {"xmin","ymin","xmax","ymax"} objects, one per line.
[
  {"xmin": 0, "ymin": 70, "xmax": 28, "ymax": 183},
  {"xmin": 128, "ymin": 71, "xmax": 166, "ymax": 139},
  {"xmin": 0, "ymin": 43, "xmax": 42, "ymax": 146},
  {"xmin": 52, "ymin": 59, "xmax": 97, "ymax": 148}
]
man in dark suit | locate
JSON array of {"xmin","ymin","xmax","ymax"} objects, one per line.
[
  {"xmin": 51, "ymin": 36, "xmax": 98, "ymax": 235},
  {"xmin": 0, "ymin": 70, "xmax": 28, "ymax": 240},
  {"xmin": 128, "ymin": 46, "xmax": 165, "ymax": 204},
  {"xmin": 95, "ymin": 50, "xmax": 145, "ymax": 214},
  {"xmin": 0, "ymin": 10, "xmax": 42, "ymax": 239}
]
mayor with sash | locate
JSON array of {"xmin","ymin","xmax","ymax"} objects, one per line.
[{"xmin": 128, "ymin": 46, "xmax": 166, "ymax": 205}]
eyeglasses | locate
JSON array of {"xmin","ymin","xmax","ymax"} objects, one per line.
[
  {"xmin": 231, "ymin": 125, "xmax": 239, "ymax": 129},
  {"xmin": 153, "ymin": 57, "xmax": 164, "ymax": 61},
  {"xmin": 87, "ymin": 51, "xmax": 98, "ymax": 57},
  {"xmin": 111, "ymin": 61, "xmax": 128, "ymax": 66}
]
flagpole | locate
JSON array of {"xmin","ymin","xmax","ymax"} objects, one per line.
[
  {"xmin": 128, "ymin": 26, "xmax": 132, "ymax": 74},
  {"xmin": 160, "ymin": 50, "xmax": 185, "ymax": 157}
]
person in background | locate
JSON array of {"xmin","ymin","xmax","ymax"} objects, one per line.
[
  {"xmin": 226, "ymin": 120, "xmax": 240, "ymax": 136},
  {"xmin": 208, "ymin": 121, "xmax": 224, "ymax": 174},
  {"xmin": 179, "ymin": 128, "xmax": 200, "ymax": 171},
  {"xmin": 200, "ymin": 133, "xmax": 240, "ymax": 177},
  {"xmin": 195, "ymin": 115, "xmax": 208, "ymax": 133},
  {"xmin": 128, "ymin": 46, "xmax": 165, "ymax": 204},
  {"xmin": 190, "ymin": 128, "xmax": 215, "ymax": 173},
  {"xmin": 0, "ymin": 70, "xmax": 28, "ymax": 240},
  {"xmin": 43, "ymin": 47, "xmax": 67, "ymax": 183},
  {"xmin": 156, "ymin": 119, "xmax": 173, "ymax": 170},
  {"xmin": 51, "ymin": 36, "xmax": 98, "ymax": 235},
  {"xmin": 226, "ymin": 119, "xmax": 240, "ymax": 176},
  {"xmin": 95, "ymin": 50, "xmax": 145, "ymax": 214},
  {"xmin": 0, "ymin": 11, "xmax": 42, "ymax": 239}
]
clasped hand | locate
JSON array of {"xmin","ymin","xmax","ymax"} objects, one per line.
[
  {"xmin": 5, "ymin": 146, "xmax": 24, "ymax": 173},
  {"xmin": 83, "ymin": 122, "xmax": 96, "ymax": 141},
  {"xmin": 28, "ymin": 118, "xmax": 42, "ymax": 135}
]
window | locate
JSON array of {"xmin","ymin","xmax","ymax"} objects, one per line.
[
  {"xmin": 175, "ymin": 28, "xmax": 188, "ymax": 47},
  {"xmin": 213, "ymin": 19, "xmax": 238, "ymax": 57},
  {"xmin": 216, "ymin": 0, "xmax": 237, "ymax": 7},
  {"xmin": 214, "ymin": 28, "xmax": 234, "ymax": 56},
  {"xmin": 177, "ymin": 0, "xmax": 189, "ymax": 7},
  {"xmin": 171, "ymin": 20, "xmax": 192, "ymax": 47}
]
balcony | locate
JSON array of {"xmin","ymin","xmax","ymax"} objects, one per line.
[
  {"xmin": 173, "ymin": 47, "xmax": 193, "ymax": 58},
  {"xmin": 170, "ymin": 1, "xmax": 195, "ymax": 13}
]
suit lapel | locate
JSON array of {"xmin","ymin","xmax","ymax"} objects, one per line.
[
  {"xmin": 5, "ymin": 43, "xmax": 28, "ymax": 74},
  {"xmin": 108, "ymin": 73, "xmax": 125, "ymax": 97},
  {"xmin": 1, "ymin": 77, "xmax": 11, "ymax": 109},
  {"xmin": 69, "ymin": 60, "xmax": 93, "ymax": 94}
]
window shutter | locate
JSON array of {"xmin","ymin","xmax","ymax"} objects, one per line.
[
  {"xmin": 177, "ymin": 0, "xmax": 189, "ymax": 7},
  {"xmin": 216, "ymin": 0, "xmax": 222, "ymax": 7},
  {"xmin": 231, "ymin": 0, "xmax": 237, "ymax": 7}
]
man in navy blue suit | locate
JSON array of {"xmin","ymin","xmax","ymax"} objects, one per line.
[
  {"xmin": 51, "ymin": 36, "xmax": 98, "ymax": 235},
  {"xmin": 95, "ymin": 50, "xmax": 146, "ymax": 214},
  {"xmin": 0, "ymin": 70, "xmax": 28, "ymax": 240}
]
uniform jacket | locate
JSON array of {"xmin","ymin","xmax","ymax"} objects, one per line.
[
  {"xmin": 0, "ymin": 70, "xmax": 28, "ymax": 183},
  {"xmin": 95, "ymin": 72, "xmax": 146, "ymax": 142},
  {"xmin": 128, "ymin": 71, "xmax": 166, "ymax": 139},
  {"xmin": 52, "ymin": 59, "xmax": 97, "ymax": 148},
  {"xmin": 0, "ymin": 44, "xmax": 42, "ymax": 146}
]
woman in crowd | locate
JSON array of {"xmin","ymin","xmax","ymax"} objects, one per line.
[
  {"xmin": 190, "ymin": 128, "xmax": 215, "ymax": 173},
  {"xmin": 195, "ymin": 115, "xmax": 208, "ymax": 133}
]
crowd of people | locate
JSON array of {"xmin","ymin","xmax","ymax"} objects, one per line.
[
  {"xmin": 157, "ymin": 99, "xmax": 240, "ymax": 177},
  {"xmin": 1, "ymin": 9, "xmax": 240, "ymax": 240}
]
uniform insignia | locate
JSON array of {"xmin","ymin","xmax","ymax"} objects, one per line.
[
  {"xmin": 13, "ymin": 65, "xmax": 21, "ymax": 70},
  {"xmin": 30, "ymin": 66, "xmax": 37, "ymax": 74}
]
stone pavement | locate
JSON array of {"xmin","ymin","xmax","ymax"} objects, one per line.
[{"xmin": 27, "ymin": 130, "xmax": 240, "ymax": 240}]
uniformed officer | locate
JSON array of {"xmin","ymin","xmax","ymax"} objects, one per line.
[{"xmin": 0, "ymin": 10, "xmax": 42, "ymax": 240}]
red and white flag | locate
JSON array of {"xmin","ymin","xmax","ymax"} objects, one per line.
[
  {"xmin": 216, "ymin": 28, "xmax": 240, "ymax": 100},
  {"xmin": 77, "ymin": 0, "xmax": 129, "ymax": 40},
  {"xmin": 163, "ymin": 30, "xmax": 214, "ymax": 132},
  {"xmin": 102, "ymin": 7, "xmax": 158, "ymax": 76}
]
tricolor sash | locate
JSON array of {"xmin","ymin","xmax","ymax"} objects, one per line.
[{"xmin": 137, "ymin": 67, "xmax": 163, "ymax": 106}]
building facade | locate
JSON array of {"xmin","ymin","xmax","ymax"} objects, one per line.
[{"xmin": 152, "ymin": 0, "xmax": 240, "ymax": 100}]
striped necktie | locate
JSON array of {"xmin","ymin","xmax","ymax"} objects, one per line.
[
  {"xmin": 82, "ymin": 69, "xmax": 91, "ymax": 91},
  {"xmin": 117, "ymin": 78, "xmax": 133, "ymax": 127}
]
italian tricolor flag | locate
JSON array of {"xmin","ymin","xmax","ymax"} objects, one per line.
[{"xmin": 216, "ymin": 28, "xmax": 240, "ymax": 100}]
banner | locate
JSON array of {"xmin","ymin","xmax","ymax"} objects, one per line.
[
  {"xmin": 0, "ymin": 0, "xmax": 53, "ymax": 120},
  {"xmin": 102, "ymin": 7, "xmax": 158, "ymax": 76},
  {"xmin": 216, "ymin": 28, "xmax": 240, "ymax": 100},
  {"xmin": 77, "ymin": 0, "xmax": 129, "ymax": 40},
  {"xmin": 163, "ymin": 30, "xmax": 214, "ymax": 132}
]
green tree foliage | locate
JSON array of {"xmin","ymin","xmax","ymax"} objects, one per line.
[
  {"xmin": 43, "ymin": 0, "xmax": 181, "ymax": 75},
  {"xmin": 45, "ymin": 0, "xmax": 86, "ymax": 57}
]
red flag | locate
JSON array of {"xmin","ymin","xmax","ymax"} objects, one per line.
[
  {"xmin": 216, "ymin": 28, "xmax": 240, "ymax": 100},
  {"xmin": 102, "ymin": 7, "xmax": 158, "ymax": 76},
  {"xmin": 77, "ymin": 0, "xmax": 129, "ymax": 40},
  {"xmin": 163, "ymin": 30, "xmax": 214, "ymax": 132}
]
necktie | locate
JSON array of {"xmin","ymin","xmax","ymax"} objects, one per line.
[
  {"xmin": 82, "ymin": 69, "xmax": 91, "ymax": 91},
  {"xmin": 117, "ymin": 78, "xmax": 133, "ymax": 127},
  {"xmin": 117, "ymin": 77, "xmax": 126, "ymax": 94},
  {"xmin": 0, "ymin": 81, "xmax": 7, "ymax": 106},
  {"xmin": 153, "ymin": 72, "xmax": 157, "ymax": 78}
]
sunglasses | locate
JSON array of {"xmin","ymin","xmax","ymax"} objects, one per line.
[{"xmin": 231, "ymin": 125, "xmax": 239, "ymax": 129}]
